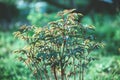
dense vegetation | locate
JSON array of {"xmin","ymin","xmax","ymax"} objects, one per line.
[{"xmin": 0, "ymin": 0, "xmax": 120, "ymax": 80}]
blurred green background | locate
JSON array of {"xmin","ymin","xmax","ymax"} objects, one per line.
[{"xmin": 0, "ymin": 0, "xmax": 120, "ymax": 80}]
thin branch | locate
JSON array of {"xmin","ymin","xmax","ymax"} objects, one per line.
[{"xmin": 53, "ymin": 66, "xmax": 58, "ymax": 80}]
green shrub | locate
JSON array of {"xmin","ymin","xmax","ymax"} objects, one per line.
[{"xmin": 14, "ymin": 9, "xmax": 101, "ymax": 80}]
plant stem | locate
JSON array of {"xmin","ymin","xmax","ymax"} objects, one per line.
[
  {"xmin": 53, "ymin": 66, "xmax": 58, "ymax": 80},
  {"xmin": 82, "ymin": 66, "xmax": 84, "ymax": 80},
  {"xmin": 73, "ymin": 57, "xmax": 76, "ymax": 80},
  {"xmin": 60, "ymin": 55, "xmax": 64, "ymax": 80},
  {"xmin": 44, "ymin": 68, "xmax": 50, "ymax": 80},
  {"xmin": 79, "ymin": 59, "xmax": 82, "ymax": 80},
  {"xmin": 60, "ymin": 42, "xmax": 65, "ymax": 80}
]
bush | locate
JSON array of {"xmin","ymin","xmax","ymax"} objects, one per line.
[{"xmin": 14, "ymin": 9, "xmax": 101, "ymax": 80}]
